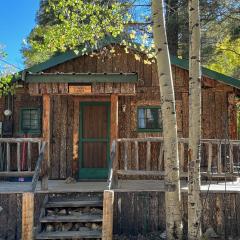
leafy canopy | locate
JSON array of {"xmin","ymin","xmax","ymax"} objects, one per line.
[
  {"xmin": 0, "ymin": 45, "xmax": 17, "ymax": 96},
  {"xmin": 30, "ymin": 0, "xmax": 130, "ymax": 54}
]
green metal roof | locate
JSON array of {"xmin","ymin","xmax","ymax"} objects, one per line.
[
  {"xmin": 25, "ymin": 72, "xmax": 138, "ymax": 83},
  {"xmin": 19, "ymin": 43, "xmax": 240, "ymax": 89}
]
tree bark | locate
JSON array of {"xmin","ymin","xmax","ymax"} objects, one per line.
[
  {"xmin": 188, "ymin": 0, "xmax": 202, "ymax": 239},
  {"xmin": 152, "ymin": 1, "xmax": 182, "ymax": 239}
]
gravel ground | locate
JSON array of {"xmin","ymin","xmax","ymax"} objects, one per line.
[{"xmin": 114, "ymin": 232, "xmax": 165, "ymax": 240}]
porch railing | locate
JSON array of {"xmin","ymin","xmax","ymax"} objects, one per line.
[
  {"xmin": 108, "ymin": 137, "xmax": 240, "ymax": 189},
  {"xmin": 0, "ymin": 138, "xmax": 43, "ymax": 177}
]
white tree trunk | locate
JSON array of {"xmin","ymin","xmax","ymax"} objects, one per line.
[
  {"xmin": 152, "ymin": 1, "xmax": 182, "ymax": 239},
  {"xmin": 188, "ymin": 0, "xmax": 202, "ymax": 239}
]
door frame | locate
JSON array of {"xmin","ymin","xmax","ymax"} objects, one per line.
[{"xmin": 78, "ymin": 101, "xmax": 111, "ymax": 179}]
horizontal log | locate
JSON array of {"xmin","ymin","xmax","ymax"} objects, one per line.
[
  {"xmin": 117, "ymin": 137, "xmax": 240, "ymax": 145},
  {"xmin": 0, "ymin": 138, "xmax": 42, "ymax": 143},
  {"xmin": 116, "ymin": 170, "xmax": 165, "ymax": 176},
  {"xmin": 0, "ymin": 171, "xmax": 34, "ymax": 177}
]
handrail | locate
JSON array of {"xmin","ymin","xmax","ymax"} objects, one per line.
[
  {"xmin": 108, "ymin": 140, "xmax": 117, "ymax": 190},
  {"xmin": 115, "ymin": 137, "xmax": 240, "ymax": 177},
  {"xmin": 117, "ymin": 137, "xmax": 240, "ymax": 144},
  {"xmin": 31, "ymin": 142, "xmax": 47, "ymax": 192},
  {"xmin": 0, "ymin": 138, "xmax": 43, "ymax": 143}
]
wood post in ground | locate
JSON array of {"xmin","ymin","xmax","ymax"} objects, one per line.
[
  {"xmin": 42, "ymin": 94, "xmax": 51, "ymax": 190},
  {"xmin": 22, "ymin": 192, "xmax": 34, "ymax": 240},
  {"xmin": 102, "ymin": 190, "xmax": 114, "ymax": 240}
]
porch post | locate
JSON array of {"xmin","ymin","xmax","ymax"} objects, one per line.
[
  {"xmin": 42, "ymin": 94, "xmax": 51, "ymax": 190},
  {"xmin": 110, "ymin": 94, "xmax": 118, "ymax": 188},
  {"xmin": 110, "ymin": 94, "xmax": 118, "ymax": 144}
]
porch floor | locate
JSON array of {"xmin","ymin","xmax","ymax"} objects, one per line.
[{"xmin": 0, "ymin": 179, "xmax": 240, "ymax": 193}]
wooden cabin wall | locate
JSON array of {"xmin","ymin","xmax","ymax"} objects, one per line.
[
  {"xmin": 0, "ymin": 193, "xmax": 22, "ymax": 239},
  {"xmin": 49, "ymin": 95, "xmax": 74, "ymax": 179},
  {"xmin": 43, "ymin": 46, "xmax": 237, "ymax": 141},
  {"xmin": 41, "ymin": 46, "xmax": 238, "ymax": 176},
  {"xmin": 113, "ymin": 191, "xmax": 240, "ymax": 237}
]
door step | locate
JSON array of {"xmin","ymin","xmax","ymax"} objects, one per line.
[
  {"xmin": 45, "ymin": 200, "xmax": 103, "ymax": 208},
  {"xmin": 35, "ymin": 194, "xmax": 103, "ymax": 239},
  {"xmin": 40, "ymin": 214, "xmax": 102, "ymax": 223},
  {"xmin": 35, "ymin": 230, "xmax": 102, "ymax": 239}
]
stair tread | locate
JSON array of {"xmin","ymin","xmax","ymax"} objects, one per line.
[
  {"xmin": 35, "ymin": 230, "xmax": 102, "ymax": 239},
  {"xmin": 46, "ymin": 200, "xmax": 103, "ymax": 208},
  {"xmin": 41, "ymin": 214, "xmax": 102, "ymax": 223}
]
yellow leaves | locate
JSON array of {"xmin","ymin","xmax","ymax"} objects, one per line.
[
  {"xmin": 134, "ymin": 54, "xmax": 141, "ymax": 61},
  {"xmin": 129, "ymin": 30, "xmax": 136, "ymax": 40},
  {"xmin": 144, "ymin": 59, "xmax": 152, "ymax": 65}
]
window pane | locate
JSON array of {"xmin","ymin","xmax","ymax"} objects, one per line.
[
  {"xmin": 137, "ymin": 107, "xmax": 162, "ymax": 131},
  {"xmin": 21, "ymin": 108, "xmax": 41, "ymax": 133},
  {"xmin": 138, "ymin": 108, "xmax": 146, "ymax": 128}
]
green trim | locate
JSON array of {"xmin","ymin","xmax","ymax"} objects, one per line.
[
  {"xmin": 137, "ymin": 106, "xmax": 163, "ymax": 133},
  {"xmin": 25, "ymin": 73, "xmax": 138, "ymax": 83},
  {"xmin": 79, "ymin": 102, "xmax": 110, "ymax": 179},
  {"xmin": 78, "ymin": 168, "xmax": 109, "ymax": 179},
  {"xmin": 170, "ymin": 55, "xmax": 240, "ymax": 89},
  {"xmin": 19, "ymin": 107, "xmax": 41, "ymax": 135},
  {"xmin": 17, "ymin": 41, "xmax": 239, "ymax": 89}
]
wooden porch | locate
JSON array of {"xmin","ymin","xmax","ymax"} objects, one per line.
[{"xmin": 0, "ymin": 137, "xmax": 240, "ymax": 192}]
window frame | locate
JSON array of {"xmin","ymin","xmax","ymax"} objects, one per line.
[
  {"xmin": 137, "ymin": 106, "xmax": 163, "ymax": 132},
  {"xmin": 19, "ymin": 107, "xmax": 41, "ymax": 135}
]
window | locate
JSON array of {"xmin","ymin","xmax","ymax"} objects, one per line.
[
  {"xmin": 20, "ymin": 108, "xmax": 41, "ymax": 134},
  {"xmin": 137, "ymin": 107, "xmax": 162, "ymax": 132}
]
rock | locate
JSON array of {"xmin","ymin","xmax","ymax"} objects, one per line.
[
  {"xmin": 47, "ymin": 209, "xmax": 55, "ymax": 216},
  {"xmin": 204, "ymin": 227, "xmax": 219, "ymax": 238},
  {"xmin": 0, "ymin": 206, "xmax": 3, "ymax": 213},
  {"xmin": 85, "ymin": 223, "xmax": 92, "ymax": 228},
  {"xmin": 65, "ymin": 177, "xmax": 77, "ymax": 184},
  {"xmin": 62, "ymin": 223, "xmax": 73, "ymax": 231},
  {"xmin": 58, "ymin": 209, "xmax": 67, "ymax": 215},
  {"xmin": 160, "ymin": 231, "xmax": 166, "ymax": 239},
  {"xmin": 46, "ymin": 224, "xmax": 54, "ymax": 232},
  {"xmin": 91, "ymin": 208, "xmax": 103, "ymax": 214},
  {"xmin": 82, "ymin": 207, "xmax": 90, "ymax": 213},
  {"xmin": 91, "ymin": 223, "xmax": 100, "ymax": 230},
  {"xmin": 54, "ymin": 223, "xmax": 62, "ymax": 231}
]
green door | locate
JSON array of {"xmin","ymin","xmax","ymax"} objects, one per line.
[{"xmin": 79, "ymin": 102, "xmax": 110, "ymax": 179}]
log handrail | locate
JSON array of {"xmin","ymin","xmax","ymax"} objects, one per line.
[
  {"xmin": 31, "ymin": 142, "xmax": 47, "ymax": 192},
  {"xmin": 0, "ymin": 138, "xmax": 43, "ymax": 176},
  {"xmin": 116, "ymin": 137, "xmax": 240, "ymax": 176},
  {"xmin": 0, "ymin": 138, "xmax": 43, "ymax": 143},
  {"xmin": 108, "ymin": 140, "xmax": 117, "ymax": 190}
]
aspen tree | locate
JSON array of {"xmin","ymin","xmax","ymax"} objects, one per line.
[
  {"xmin": 152, "ymin": 0, "xmax": 182, "ymax": 239},
  {"xmin": 188, "ymin": 0, "xmax": 202, "ymax": 239}
]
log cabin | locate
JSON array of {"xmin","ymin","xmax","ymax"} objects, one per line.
[{"xmin": 0, "ymin": 43, "xmax": 240, "ymax": 239}]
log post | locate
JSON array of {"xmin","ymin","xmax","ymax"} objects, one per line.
[
  {"xmin": 42, "ymin": 94, "xmax": 51, "ymax": 190},
  {"xmin": 22, "ymin": 192, "xmax": 34, "ymax": 240},
  {"xmin": 102, "ymin": 190, "xmax": 114, "ymax": 240},
  {"xmin": 110, "ymin": 94, "xmax": 119, "ymax": 188}
]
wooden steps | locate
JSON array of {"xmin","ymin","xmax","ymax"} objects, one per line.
[
  {"xmin": 35, "ymin": 230, "xmax": 102, "ymax": 239},
  {"xmin": 35, "ymin": 194, "xmax": 103, "ymax": 239},
  {"xmin": 40, "ymin": 214, "xmax": 102, "ymax": 223},
  {"xmin": 46, "ymin": 200, "xmax": 103, "ymax": 208}
]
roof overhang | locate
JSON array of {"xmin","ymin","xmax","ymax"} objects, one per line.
[{"xmin": 24, "ymin": 72, "xmax": 138, "ymax": 83}]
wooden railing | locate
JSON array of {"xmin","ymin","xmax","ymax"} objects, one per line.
[
  {"xmin": 108, "ymin": 137, "xmax": 240, "ymax": 189},
  {"xmin": 0, "ymin": 138, "xmax": 43, "ymax": 177},
  {"xmin": 31, "ymin": 142, "xmax": 47, "ymax": 192}
]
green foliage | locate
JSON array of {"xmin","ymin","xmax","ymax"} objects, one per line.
[
  {"xmin": 28, "ymin": 0, "xmax": 128, "ymax": 54},
  {"xmin": 0, "ymin": 74, "xmax": 16, "ymax": 96},
  {"xmin": 207, "ymin": 36, "xmax": 240, "ymax": 78},
  {"xmin": 0, "ymin": 46, "xmax": 17, "ymax": 96}
]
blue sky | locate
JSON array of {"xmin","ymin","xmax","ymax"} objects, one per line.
[{"xmin": 0, "ymin": 0, "xmax": 40, "ymax": 70}]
